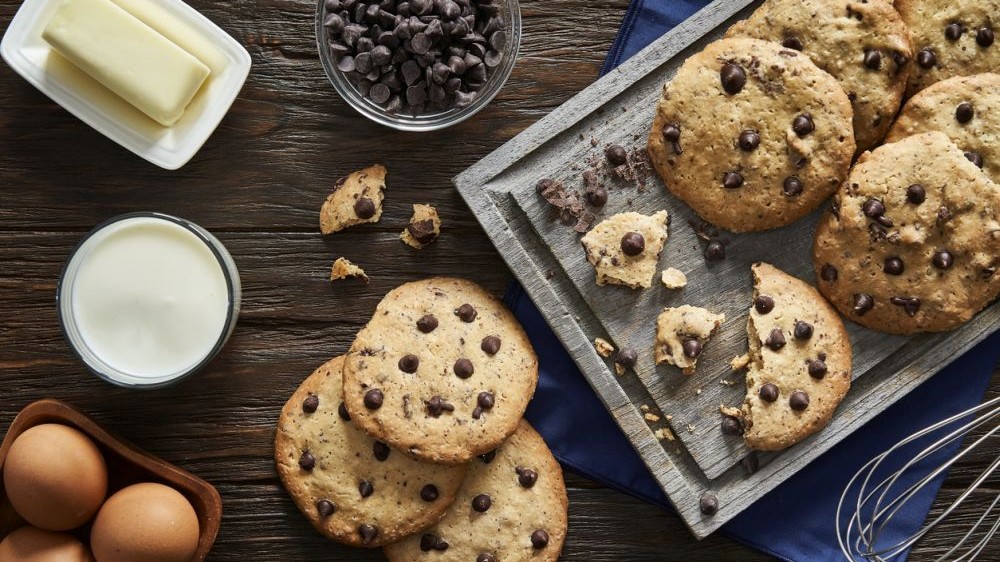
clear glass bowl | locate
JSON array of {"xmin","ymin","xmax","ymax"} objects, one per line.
[{"xmin": 316, "ymin": 0, "xmax": 521, "ymax": 131}]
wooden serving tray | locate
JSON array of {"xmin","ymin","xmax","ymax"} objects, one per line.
[
  {"xmin": 454, "ymin": 0, "xmax": 1000, "ymax": 537},
  {"xmin": 0, "ymin": 399, "xmax": 222, "ymax": 560}
]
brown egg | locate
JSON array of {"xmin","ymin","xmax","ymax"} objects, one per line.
[
  {"xmin": 90, "ymin": 482, "xmax": 199, "ymax": 562},
  {"xmin": 0, "ymin": 526, "xmax": 94, "ymax": 562},
  {"xmin": 3, "ymin": 424, "xmax": 108, "ymax": 530}
]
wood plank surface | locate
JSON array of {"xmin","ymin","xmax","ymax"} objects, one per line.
[{"xmin": 0, "ymin": 0, "xmax": 995, "ymax": 560}]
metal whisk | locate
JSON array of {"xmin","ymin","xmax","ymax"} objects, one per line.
[{"xmin": 836, "ymin": 395, "xmax": 1000, "ymax": 561}]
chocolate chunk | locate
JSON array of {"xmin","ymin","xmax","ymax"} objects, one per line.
[
  {"xmin": 764, "ymin": 329, "xmax": 786, "ymax": 351},
  {"xmin": 481, "ymin": 335, "xmax": 501, "ymax": 355},
  {"xmin": 721, "ymin": 415, "xmax": 743, "ymax": 436},
  {"xmin": 863, "ymin": 49, "xmax": 882, "ymax": 70},
  {"xmin": 316, "ymin": 499, "xmax": 335, "ymax": 517},
  {"xmin": 882, "ymin": 256, "xmax": 905, "ymax": 276},
  {"xmin": 789, "ymin": 391, "xmax": 809, "ymax": 411},
  {"xmin": 398, "ymin": 354, "xmax": 420, "ymax": 373},
  {"xmin": 978, "ymin": 27, "xmax": 995, "ymax": 47},
  {"xmin": 821, "ymin": 264, "xmax": 838, "ymax": 282},
  {"xmin": 965, "ymin": 151, "xmax": 984, "ymax": 169},
  {"xmin": 738, "ymin": 129, "xmax": 760, "ymax": 151},
  {"xmin": 682, "ymin": 338, "xmax": 702, "ymax": 358},
  {"xmin": 406, "ymin": 219, "xmax": 438, "ymax": 244},
  {"xmin": 906, "ymin": 184, "xmax": 926, "ymax": 204},
  {"xmin": 620, "ymin": 232, "xmax": 645, "ymax": 256},
  {"xmin": 722, "ymin": 171, "xmax": 744, "ymax": 189},
  {"xmin": 420, "ymin": 484, "xmax": 439, "ymax": 501},
  {"xmin": 359, "ymin": 479, "xmax": 374, "ymax": 498},
  {"xmin": 420, "ymin": 534, "xmax": 438, "ymax": 552},
  {"xmin": 530, "ymin": 530, "xmax": 550, "ymax": 549},
  {"xmin": 456, "ymin": 303, "xmax": 477, "ymax": 322},
  {"xmin": 425, "ymin": 395, "xmax": 455, "ymax": 416},
  {"xmin": 916, "ymin": 48, "xmax": 936, "ymax": 68},
  {"xmin": 783, "ymin": 176, "xmax": 803, "ymax": 196},
  {"xmin": 358, "ymin": 524, "xmax": 379, "ymax": 545},
  {"xmin": 354, "ymin": 196, "xmax": 377, "ymax": 219},
  {"xmin": 605, "ymin": 144, "xmax": 628, "ymax": 166},
  {"xmin": 516, "ymin": 466, "xmax": 538, "ymax": 488},
  {"xmin": 614, "ymin": 348, "xmax": 637, "ymax": 369},
  {"xmin": 853, "ymin": 293, "xmax": 875, "ymax": 316},
  {"xmin": 890, "ymin": 296, "xmax": 921, "ymax": 316},
  {"xmin": 303, "ymin": 394, "xmax": 320, "ymax": 413},
  {"xmin": 477, "ymin": 554, "xmax": 497, "ymax": 562},
  {"xmin": 699, "ymin": 493, "xmax": 719, "ymax": 516},
  {"xmin": 956, "ymin": 102, "xmax": 974, "ymax": 123},
  {"xmin": 416, "ymin": 314, "xmax": 438, "ymax": 333},
  {"xmin": 586, "ymin": 186, "xmax": 608, "ymax": 207},
  {"xmin": 720, "ymin": 62, "xmax": 746, "ymax": 94},
  {"xmin": 945, "ymin": 22, "xmax": 964, "ymax": 41},
  {"xmin": 933, "ymin": 249, "xmax": 954, "ymax": 270},
  {"xmin": 704, "ymin": 240, "xmax": 726, "ymax": 261},
  {"xmin": 759, "ymin": 383, "xmax": 779, "ymax": 402},
  {"xmin": 472, "ymin": 494, "xmax": 492, "ymax": 512},
  {"xmin": 454, "ymin": 358, "xmax": 474, "ymax": 378},
  {"xmin": 339, "ymin": 401, "xmax": 352, "ymax": 421},
  {"xmin": 792, "ymin": 113, "xmax": 814, "ymax": 136},
  {"xmin": 299, "ymin": 451, "xmax": 316, "ymax": 471},
  {"xmin": 781, "ymin": 36, "xmax": 802, "ymax": 51},
  {"xmin": 793, "ymin": 320, "xmax": 813, "ymax": 340},
  {"xmin": 373, "ymin": 441, "xmax": 390, "ymax": 461},
  {"xmin": 479, "ymin": 449, "xmax": 497, "ymax": 464},
  {"xmin": 364, "ymin": 388, "xmax": 384, "ymax": 409},
  {"xmin": 662, "ymin": 123, "xmax": 681, "ymax": 142},
  {"xmin": 808, "ymin": 359, "xmax": 828, "ymax": 378},
  {"xmin": 862, "ymin": 198, "xmax": 885, "ymax": 218},
  {"xmin": 754, "ymin": 295, "xmax": 775, "ymax": 314}
]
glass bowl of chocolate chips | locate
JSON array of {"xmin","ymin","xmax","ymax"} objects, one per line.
[{"xmin": 317, "ymin": 0, "xmax": 521, "ymax": 131}]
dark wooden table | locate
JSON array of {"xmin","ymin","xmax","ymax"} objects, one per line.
[{"xmin": 1, "ymin": 1, "xmax": 995, "ymax": 560}]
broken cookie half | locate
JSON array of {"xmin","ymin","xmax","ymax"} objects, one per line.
[
  {"xmin": 740, "ymin": 263, "xmax": 851, "ymax": 451},
  {"xmin": 654, "ymin": 305, "xmax": 724, "ymax": 374},
  {"xmin": 319, "ymin": 164, "xmax": 387, "ymax": 234}
]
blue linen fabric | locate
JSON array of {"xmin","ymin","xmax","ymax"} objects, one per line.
[{"xmin": 505, "ymin": 2, "xmax": 1000, "ymax": 559}]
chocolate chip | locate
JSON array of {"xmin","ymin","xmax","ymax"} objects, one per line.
[
  {"xmin": 754, "ymin": 295, "xmax": 775, "ymax": 314},
  {"xmin": 737, "ymin": 129, "xmax": 760, "ymax": 152},
  {"xmin": 759, "ymin": 383, "xmax": 779, "ymax": 402},
  {"xmin": 764, "ymin": 329, "xmax": 786, "ymax": 351},
  {"xmin": 965, "ymin": 151, "xmax": 984, "ymax": 169},
  {"xmin": 906, "ymin": 184, "xmax": 926, "ymax": 204},
  {"xmin": 303, "ymin": 394, "xmax": 319, "ymax": 413},
  {"xmin": 789, "ymin": 391, "xmax": 810, "ymax": 411},
  {"xmin": 863, "ymin": 49, "xmax": 882, "ymax": 70},
  {"xmin": 358, "ymin": 524, "xmax": 378, "ymax": 545},
  {"xmin": 586, "ymin": 186, "xmax": 608, "ymax": 207},
  {"xmin": 682, "ymin": 338, "xmax": 702, "ymax": 359},
  {"xmin": 359, "ymin": 479, "xmax": 374, "ymax": 498},
  {"xmin": 792, "ymin": 113, "xmax": 814, "ymax": 136},
  {"xmin": 782, "ymin": 36, "xmax": 802, "ymax": 50},
  {"xmin": 481, "ymin": 335, "xmax": 501, "ymax": 355},
  {"xmin": 373, "ymin": 441, "xmax": 390, "ymax": 461},
  {"xmin": 620, "ymin": 232, "xmax": 645, "ymax": 256},
  {"xmin": 720, "ymin": 62, "xmax": 747, "ymax": 94},
  {"xmin": 722, "ymin": 171, "xmax": 744, "ymax": 189},
  {"xmin": 453, "ymin": 358, "xmax": 474, "ymax": 379},
  {"xmin": 398, "ymin": 354, "xmax": 420, "ymax": 373},
  {"xmin": 472, "ymin": 493, "xmax": 492, "ymax": 512},
  {"xmin": 699, "ymin": 493, "xmax": 719, "ymax": 515},
  {"xmin": 793, "ymin": 321, "xmax": 813, "ymax": 340},
  {"xmin": 479, "ymin": 449, "xmax": 497, "ymax": 464},
  {"xmin": 614, "ymin": 348, "xmax": 637, "ymax": 369},
  {"xmin": 416, "ymin": 314, "xmax": 439, "ymax": 333},
  {"xmin": 931, "ymin": 250, "xmax": 954, "ymax": 271},
  {"xmin": 477, "ymin": 554, "xmax": 497, "ymax": 562},
  {"xmin": 420, "ymin": 484, "xmax": 439, "ymax": 501},
  {"xmin": 853, "ymin": 293, "xmax": 875, "ymax": 316},
  {"xmin": 477, "ymin": 391, "xmax": 495, "ymax": 411},
  {"xmin": 662, "ymin": 123, "xmax": 681, "ymax": 142},
  {"xmin": 808, "ymin": 359, "xmax": 828, "ymax": 378},
  {"xmin": 605, "ymin": 144, "xmax": 628, "ymax": 166},
  {"xmin": 978, "ymin": 27, "xmax": 995, "ymax": 47},
  {"xmin": 945, "ymin": 22, "xmax": 964, "ymax": 41},
  {"xmin": 783, "ymin": 176, "xmax": 803, "ymax": 196},
  {"xmin": 456, "ymin": 303, "xmax": 477, "ymax": 322},
  {"xmin": 956, "ymin": 102, "xmax": 974, "ymax": 123},
  {"xmin": 879, "ymin": 256, "xmax": 905, "ymax": 276},
  {"xmin": 862, "ymin": 198, "xmax": 885, "ymax": 218},
  {"xmin": 338, "ymin": 401, "xmax": 351, "ymax": 421},
  {"xmin": 316, "ymin": 499, "xmax": 335, "ymax": 517},
  {"xmin": 531, "ymin": 530, "xmax": 550, "ymax": 549},
  {"xmin": 299, "ymin": 451, "xmax": 316, "ymax": 471},
  {"xmin": 821, "ymin": 264, "xmax": 838, "ymax": 282},
  {"xmin": 406, "ymin": 219, "xmax": 438, "ymax": 244},
  {"xmin": 354, "ymin": 197, "xmax": 376, "ymax": 219},
  {"xmin": 364, "ymin": 388, "xmax": 384, "ymax": 409},
  {"xmin": 420, "ymin": 533, "xmax": 438, "ymax": 552},
  {"xmin": 516, "ymin": 466, "xmax": 538, "ymax": 488},
  {"xmin": 890, "ymin": 296, "xmax": 921, "ymax": 316},
  {"xmin": 425, "ymin": 395, "xmax": 455, "ymax": 416},
  {"xmin": 916, "ymin": 48, "xmax": 936, "ymax": 68},
  {"xmin": 890, "ymin": 50, "xmax": 908, "ymax": 72},
  {"xmin": 705, "ymin": 240, "xmax": 726, "ymax": 261},
  {"xmin": 721, "ymin": 415, "xmax": 743, "ymax": 436}
]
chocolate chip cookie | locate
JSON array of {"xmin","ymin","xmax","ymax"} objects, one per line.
[
  {"xmin": 383, "ymin": 420, "xmax": 568, "ymax": 562},
  {"xmin": 320, "ymin": 164, "xmax": 386, "ymax": 234},
  {"xmin": 275, "ymin": 356, "xmax": 467, "ymax": 547},
  {"xmin": 580, "ymin": 210, "xmax": 669, "ymax": 289},
  {"xmin": 725, "ymin": 0, "xmax": 912, "ymax": 152},
  {"xmin": 813, "ymin": 131, "xmax": 1000, "ymax": 333},
  {"xmin": 401, "ymin": 203, "xmax": 441, "ymax": 248},
  {"xmin": 885, "ymin": 73, "xmax": 1000, "ymax": 184},
  {"xmin": 654, "ymin": 305, "xmax": 725, "ymax": 374},
  {"xmin": 648, "ymin": 37, "xmax": 855, "ymax": 232},
  {"xmin": 342, "ymin": 277, "xmax": 538, "ymax": 465},
  {"xmin": 741, "ymin": 263, "xmax": 852, "ymax": 451},
  {"xmin": 895, "ymin": 0, "xmax": 1000, "ymax": 96}
]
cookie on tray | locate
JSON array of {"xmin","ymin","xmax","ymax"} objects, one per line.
[
  {"xmin": 895, "ymin": 0, "xmax": 1000, "ymax": 97},
  {"xmin": 741, "ymin": 263, "xmax": 852, "ymax": 451},
  {"xmin": 647, "ymin": 37, "xmax": 855, "ymax": 232},
  {"xmin": 275, "ymin": 356, "xmax": 467, "ymax": 547},
  {"xmin": 813, "ymin": 131, "xmax": 1000, "ymax": 333},
  {"xmin": 383, "ymin": 420, "xmax": 568, "ymax": 562},
  {"xmin": 654, "ymin": 305, "xmax": 725, "ymax": 374},
  {"xmin": 320, "ymin": 164, "xmax": 387, "ymax": 234},
  {"xmin": 342, "ymin": 277, "xmax": 538, "ymax": 465},
  {"xmin": 580, "ymin": 210, "xmax": 669, "ymax": 289},
  {"xmin": 725, "ymin": 0, "xmax": 912, "ymax": 152},
  {"xmin": 885, "ymin": 73, "xmax": 1000, "ymax": 184}
]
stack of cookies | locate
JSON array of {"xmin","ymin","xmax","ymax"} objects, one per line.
[{"xmin": 274, "ymin": 277, "xmax": 569, "ymax": 561}]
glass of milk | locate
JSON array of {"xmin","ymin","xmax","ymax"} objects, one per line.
[{"xmin": 57, "ymin": 213, "xmax": 241, "ymax": 388}]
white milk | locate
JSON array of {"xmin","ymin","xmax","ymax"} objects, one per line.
[{"xmin": 64, "ymin": 215, "xmax": 235, "ymax": 383}]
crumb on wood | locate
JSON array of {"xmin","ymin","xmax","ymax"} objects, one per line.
[
  {"xmin": 593, "ymin": 337, "xmax": 615, "ymax": 358},
  {"xmin": 644, "ymin": 412, "xmax": 661, "ymax": 423},
  {"xmin": 329, "ymin": 257, "xmax": 369, "ymax": 283},
  {"xmin": 719, "ymin": 379, "xmax": 737, "ymax": 387},
  {"xmin": 660, "ymin": 267, "xmax": 688, "ymax": 289},
  {"xmin": 654, "ymin": 427, "xmax": 676, "ymax": 442},
  {"xmin": 730, "ymin": 353, "xmax": 751, "ymax": 371},
  {"xmin": 695, "ymin": 387, "xmax": 702, "ymax": 396},
  {"xmin": 719, "ymin": 404, "xmax": 743, "ymax": 418},
  {"xmin": 686, "ymin": 424, "xmax": 696, "ymax": 434}
]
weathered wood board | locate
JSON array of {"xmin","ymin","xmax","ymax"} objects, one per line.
[{"xmin": 454, "ymin": 0, "xmax": 1000, "ymax": 538}]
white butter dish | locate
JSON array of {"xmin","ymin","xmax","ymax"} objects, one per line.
[{"xmin": 1, "ymin": 0, "xmax": 251, "ymax": 170}]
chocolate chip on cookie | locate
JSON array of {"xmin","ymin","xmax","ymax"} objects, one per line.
[
  {"xmin": 738, "ymin": 130, "xmax": 760, "ymax": 151},
  {"xmin": 316, "ymin": 499, "xmax": 335, "ymax": 517},
  {"xmin": 789, "ymin": 391, "xmax": 810, "ymax": 411},
  {"xmin": 481, "ymin": 335, "xmax": 502, "ymax": 355},
  {"xmin": 303, "ymin": 394, "xmax": 319, "ymax": 413},
  {"xmin": 398, "ymin": 354, "xmax": 420, "ymax": 373},
  {"xmin": 759, "ymin": 383, "xmax": 779, "ymax": 402},
  {"xmin": 793, "ymin": 320, "xmax": 814, "ymax": 340},
  {"xmin": 720, "ymin": 62, "xmax": 747, "ymax": 94},
  {"xmin": 620, "ymin": 232, "xmax": 646, "ymax": 256}
]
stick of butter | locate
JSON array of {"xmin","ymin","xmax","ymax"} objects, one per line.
[{"xmin": 42, "ymin": 0, "xmax": 211, "ymax": 127}]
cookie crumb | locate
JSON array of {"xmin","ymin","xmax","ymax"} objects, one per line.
[
  {"xmin": 654, "ymin": 427, "xmax": 676, "ymax": 442},
  {"xmin": 401, "ymin": 204, "xmax": 441, "ymax": 248},
  {"xmin": 695, "ymin": 388, "xmax": 703, "ymax": 396},
  {"xmin": 730, "ymin": 353, "xmax": 751, "ymax": 371},
  {"xmin": 686, "ymin": 424, "xmax": 696, "ymax": 434},
  {"xmin": 719, "ymin": 404, "xmax": 743, "ymax": 419},
  {"xmin": 639, "ymin": 404, "xmax": 650, "ymax": 413},
  {"xmin": 660, "ymin": 268, "xmax": 688, "ymax": 289},
  {"xmin": 593, "ymin": 337, "xmax": 615, "ymax": 358},
  {"xmin": 644, "ymin": 412, "xmax": 661, "ymax": 423},
  {"xmin": 719, "ymin": 379, "xmax": 737, "ymax": 387},
  {"xmin": 320, "ymin": 164, "xmax": 386, "ymax": 234},
  {"xmin": 329, "ymin": 257, "xmax": 369, "ymax": 283}
]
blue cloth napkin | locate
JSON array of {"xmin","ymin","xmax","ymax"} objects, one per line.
[{"xmin": 507, "ymin": 2, "xmax": 1000, "ymax": 559}]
